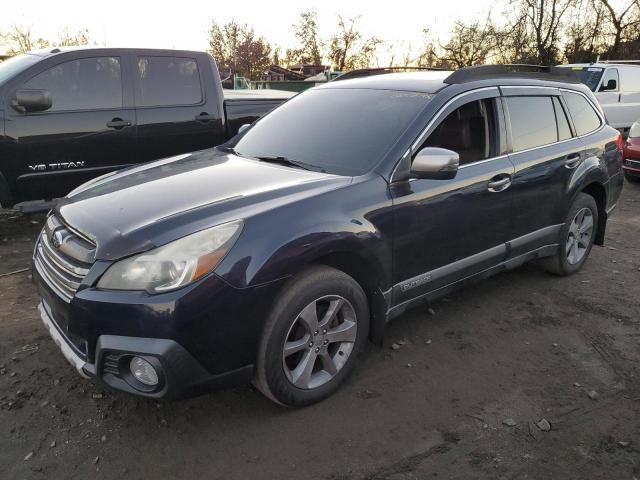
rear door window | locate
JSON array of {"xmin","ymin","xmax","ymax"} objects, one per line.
[
  {"xmin": 24, "ymin": 57, "xmax": 122, "ymax": 111},
  {"xmin": 563, "ymin": 91, "xmax": 602, "ymax": 136},
  {"xmin": 136, "ymin": 56, "xmax": 202, "ymax": 107},
  {"xmin": 506, "ymin": 96, "xmax": 557, "ymax": 152}
]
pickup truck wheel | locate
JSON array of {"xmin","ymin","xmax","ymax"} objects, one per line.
[
  {"xmin": 255, "ymin": 265, "xmax": 369, "ymax": 407},
  {"xmin": 542, "ymin": 193, "xmax": 598, "ymax": 276}
]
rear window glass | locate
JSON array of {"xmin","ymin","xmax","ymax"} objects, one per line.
[
  {"xmin": 563, "ymin": 92, "xmax": 602, "ymax": 136},
  {"xmin": 506, "ymin": 96, "xmax": 557, "ymax": 151},
  {"xmin": 136, "ymin": 56, "xmax": 202, "ymax": 107}
]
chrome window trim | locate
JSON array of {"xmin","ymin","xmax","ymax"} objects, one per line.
[
  {"xmin": 410, "ymin": 87, "xmax": 499, "ymax": 152},
  {"xmin": 393, "ymin": 84, "xmax": 606, "ymax": 182}
]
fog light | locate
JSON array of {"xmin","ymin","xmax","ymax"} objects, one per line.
[{"xmin": 129, "ymin": 356, "xmax": 159, "ymax": 386}]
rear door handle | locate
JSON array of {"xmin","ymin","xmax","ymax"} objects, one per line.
[
  {"xmin": 564, "ymin": 153, "xmax": 581, "ymax": 169},
  {"xmin": 487, "ymin": 174, "xmax": 512, "ymax": 192},
  {"xmin": 106, "ymin": 118, "xmax": 131, "ymax": 129},
  {"xmin": 195, "ymin": 112, "xmax": 217, "ymax": 122}
]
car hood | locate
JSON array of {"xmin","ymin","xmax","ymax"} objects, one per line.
[{"xmin": 55, "ymin": 149, "xmax": 351, "ymax": 261}]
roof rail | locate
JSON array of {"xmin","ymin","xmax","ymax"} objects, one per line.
[
  {"xmin": 332, "ymin": 66, "xmax": 445, "ymax": 82},
  {"xmin": 598, "ymin": 59, "xmax": 640, "ymax": 65},
  {"xmin": 444, "ymin": 64, "xmax": 579, "ymax": 84}
]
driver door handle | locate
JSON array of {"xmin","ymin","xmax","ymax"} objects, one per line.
[
  {"xmin": 106, "ymin": 118, "xmax": 131, "ymax": 129},
  {"xmin": 564, "ymin": 153, "xmax": 581, "ymax": 169},
  {"xmin": 487, "ymin": 174, "xmax": 512, "ymax": 192}
]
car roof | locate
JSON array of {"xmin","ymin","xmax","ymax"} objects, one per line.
[
  {"xmin": 27, "ymin": 47, "xmax": 208, "ymax": 58},
  {"xmin": 319, "ymin": 71, "xmax": 453, "ymax": 93},
  {"xmin": 318, "ymin": 70, "xmax": 588, "ymax": 94},
  {"xmin": 562, "ymin": 62, "xmax": 640, "ymax": 69}
]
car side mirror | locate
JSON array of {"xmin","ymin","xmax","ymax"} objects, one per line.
[
  {"xmin": 600, "ymin": 79, "xmax": 617, "ymax": 92},
  {"xmin": 238, "ymin": 123, "xmax": 251, "ymax": 135},
  {"xmin": 410, "ymin": 147, "xmax": 459, "ymax": 180},
  {"xmin": 12, "ymin": 89, "xmax": 52, "ymax": 113}
]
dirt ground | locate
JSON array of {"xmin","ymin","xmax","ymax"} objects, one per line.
[{"xmin": 1, "ymin": 181, "xmax": 639, "ymax": 480}]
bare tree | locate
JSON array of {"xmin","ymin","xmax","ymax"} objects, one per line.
[
  {"xmin": 55, "ymin": 28, "xmax": 91, "ymax": 47},
  {"xmin": 597, "ymin": 0, "xmax": 640, "ymax": 57},
  {"xmin": 564, "ymin": 0, "xmax": 608, "ymax": 62},
  {"xmin": 440, "ymin": 20, "xmax": 500, "ymax": 68},
  {"xmin": 328, "ymin": 15, "xmax": 381, "ymax": 71},
  {"xmin": 207, "ymin": 20, "xmax": 272, "ymax": 79},
  {"xmin": 516, "ymin": 0, "xmax": 571, "ymax": 64},
  {"xmin": 289, "ymin": 10, "xmax": 323, "ymax": 65},
  {"xmin": 0, "ymin": 25, "xmax": 49, "ymax": 55}
]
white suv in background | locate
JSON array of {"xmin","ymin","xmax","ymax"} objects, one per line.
[{"xmin": 562, "ymin": 62, "xmax": 640, "ymax": 133}]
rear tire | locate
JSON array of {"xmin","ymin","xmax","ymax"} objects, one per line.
[
  {"xmin": 255, "ymin": 265, "xmax": 369, "ymax": 407},
  {"xmin": 542, "ymin": 193, "xmax": 598, "ymax": 276}
]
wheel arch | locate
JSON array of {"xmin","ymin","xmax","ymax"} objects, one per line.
[
  {"xmin": 303, "ymin": 251, "xmax": 390, "ymax": 346},
  {"xmin": 581, "ymin": 182, "xmax": 607, "ymax": 245}
]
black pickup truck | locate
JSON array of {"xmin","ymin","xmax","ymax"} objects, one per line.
[{"xmin": 0, "ymin": 48, "xmax": 295, "ymax": 209}]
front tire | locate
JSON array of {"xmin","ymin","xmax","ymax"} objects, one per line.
[
  {"xmin": 255, "ymin": 265, "xmax": 369, "ymax": 407},
  {"xmin": 543, "ymin": 193, "xmax": 598, "ymax": 276}
]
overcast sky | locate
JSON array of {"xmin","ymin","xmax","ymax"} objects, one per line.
[{"xmin": 1, "ymin": 0, "xmax": 493, "ymax": 60}]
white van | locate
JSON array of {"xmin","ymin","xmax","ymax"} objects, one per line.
[{"xmin": 561, "ymin": 62, "xmax": 640, "ymax": 133}]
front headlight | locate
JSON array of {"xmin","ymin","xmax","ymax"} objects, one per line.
[{"xmin": 97, "ymin": 220, "xmax": 243, "ymax": 293}]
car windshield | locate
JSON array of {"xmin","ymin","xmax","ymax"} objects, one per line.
[
  {"xmin": 0, "ymin": 54, "xmax": 42, "ymax": 86},
  {"xmin": 569, "ymin": 67, "xmax": 604, "ymax": 92},
  {"xmin": 231, "ymin": 88, "xmax": 431, "ymax": 176}
]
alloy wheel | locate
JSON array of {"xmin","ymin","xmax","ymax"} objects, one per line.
[
  {"xmin": 566, "ymin": 207, "xmax": 594, "ymax": 265},
  {"xmin": 282, "ymin": 295, "xmax": 357, "ymax": 390}
]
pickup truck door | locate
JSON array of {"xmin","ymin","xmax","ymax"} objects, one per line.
[
  {"xmin": 133, "ymin": 54, "xmax": 226, "ymax": 163},
  {"xmin": 390, "ymin": 88, "xmax": 515, "ymax": 307},
  {"xmin": 4, "ymin": 54, "xmax": 136, "ymax": 202}
]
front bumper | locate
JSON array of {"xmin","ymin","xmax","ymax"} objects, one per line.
[
  {"xmin": 38, "ymin": 299, "xmax": 255, "ymax": 399},
  {"xmin": 34, "ymin": 260, "xmax": 286, "ymax": 399}
]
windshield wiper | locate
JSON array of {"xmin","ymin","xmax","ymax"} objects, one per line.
[{"xmin": 253, "ymin": 155, "xmax": 326, "ymax": 173}]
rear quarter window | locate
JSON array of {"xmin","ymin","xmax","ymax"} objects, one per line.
[{"xmin": 563, "ymin": 91, "xmax": 602, "ymax": 136}]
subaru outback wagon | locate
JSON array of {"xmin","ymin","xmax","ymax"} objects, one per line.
[{"xmin": 33, "ymin": 65, "xmax": 624, "ymax": 406}]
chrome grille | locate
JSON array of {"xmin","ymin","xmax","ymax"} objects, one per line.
[{"xmin": 33, "ymin": 216, "xmax": 95, "ymax": 302}]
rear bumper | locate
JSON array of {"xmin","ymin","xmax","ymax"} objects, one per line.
[{"xmin": 623, "ymin": 158, "xmax": 640, "ymax": 177}]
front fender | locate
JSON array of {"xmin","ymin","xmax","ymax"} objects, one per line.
[{"xmin": 215, "ymin": 174, "xmax": 394, "ymax": 292}]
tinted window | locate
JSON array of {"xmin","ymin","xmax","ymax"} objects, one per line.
[
  {"xmin": 563, "ymin": 92, "xmax": 602, "ymax": 136},
  {"xmin": 24, "ymin": 57, "xmax": 122, "ymax": 111},
  {"xmin": 137, "ymin": 56, "xmax": 202, "ymax": 107},
  {"xmin": 232, "ymin": 88, "xmax": 430, "ymax": 176},
  {"xmin": 423, "ymin": 99, "xmax": 498, "ymax": 165},
  {"xmin": 600, "ymin": 68, "xmax": 619, "ymax": 91},
  {"xmin": 507, "ymin": 96, "xmax": 557, "ymax": 151},
  {"xmin": 553, "ymin": 97, "xmax": 572, "ymax": 141}
]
